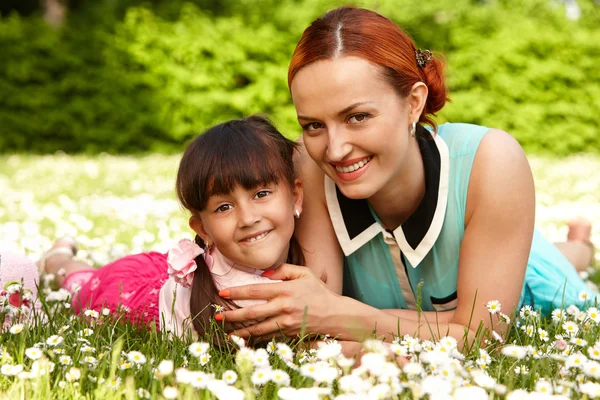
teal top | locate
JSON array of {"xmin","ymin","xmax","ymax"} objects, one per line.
[{"xmin": 325, "ymin": 123, "xmax": 596, "ymax": 315}]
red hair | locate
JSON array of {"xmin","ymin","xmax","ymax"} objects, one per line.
[{"xmin": 288, "ymin": 6, "xmax": 449, "ymax": 129}]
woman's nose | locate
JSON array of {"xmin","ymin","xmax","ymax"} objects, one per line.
[{"xmin": 326, "ymin": 127, "xmax": 352, "ymax": 162}]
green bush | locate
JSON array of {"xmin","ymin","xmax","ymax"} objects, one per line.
[{"xmin": 0, "ymin": 0, "xmax": 599, "ymax": 154}]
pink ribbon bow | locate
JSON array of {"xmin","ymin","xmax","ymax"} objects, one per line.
[{"xmin": 167, "ymin": 239, "xmax": 203, "ymax": 288}]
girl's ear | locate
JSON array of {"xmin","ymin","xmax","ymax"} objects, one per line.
[
  {"xmin": 292, "ymin": 178, "xmax": 304, "ymax": 216},
  {"xmin": 189, "ymin": 215, "xmax": 211, "ymax": 245}
]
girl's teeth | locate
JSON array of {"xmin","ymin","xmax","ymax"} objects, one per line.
[
  {"xmin": 247, "ymin": 231, "xmax": 268, "ymax": 242},
  {"xmin": 336, "ymin": 157, "xmax": 371, "ymax": 173}
]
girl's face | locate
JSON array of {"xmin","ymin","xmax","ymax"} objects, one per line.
[
  {"xmin": 290, "ymin": 56, "xmax": 422, "ymax": 200},
  {"xmin": 190, "ymin": 180, "xmax": 303, "ymax": 270}
]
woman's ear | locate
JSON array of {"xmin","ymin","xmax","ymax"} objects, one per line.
[
  {"xmin": 292, "ymin": 178, "xmax": 304, "ymax": 216},
  {"xmin": 189, "ymin": 215, "xmax": 211, "ymax": 245},
  {"xmin": 408, "ymin": 81, "xmax": 428, "ymax": 122}
]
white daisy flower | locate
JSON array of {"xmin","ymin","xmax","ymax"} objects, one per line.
[
  {"xmin": 188, "ymin": 342, "xmax": 210, "ymax": 357},
  {"xmin": 46, "ymin": 335, "xmax": 64, "ymax": 346},
  {"xmin": 501, "ymin": 345, "xmax": 527, "ymax": 359},
  {"xmin": 163, "ymin": 386, "xmax": 178, "ymax": 399},
  {"xmin": 583, "ymin": 360, "xmax": 600, "ymax": 379},
  {"xmin": 25, "ymin": 347, "xmax": 43, "ymax": 360},
  {"xmin": 251, "ymin": 368, "xmax": 271, "ymax": 386},
  {"xmin": 486, "ymin": 300, "xmax": 501, "ymax": 314},
  {"xmin": 137, "ymin": 388, "xmax": 150, "ymax": 399},
  {"xmin": 535, "ymin": 379, "xmax": 553, "ymax": 394},
  {"xmin": 222, "ymin": 369, "xmax": 238, "ymax": 385},
  {"xmin": 199, "ymin": 352, "xmax": 211, "ymax": 366},
  {"xmin": 9, "ymin": 324, "xmax": 24, "ymax": 335},
  {"xmin": 65, "ymin": 367, "xmax": 81, "ymax": 382},
  {"xmin": 83, "ymin": 309, "xmax": 99, "ymax": 319},
  {"xmin": 588, "ymin": 307, "xmax": 600, "ymax": 323},
  {"xmin": 276, "ymin": 343, "xmax": 293, "ymax": 362},
  {"xmin": 270, "ymin": 369, "xmax": 290, "ymax": 386},
  {"xmin": 156, "ymin": 360, "xmax": 174, "ymax": 377},
  {"xmin": 563, "ymin": 321, "xmax": 579, "ymax": 336},
  {"xmin": 127, "ymin": 351, "xmax": 147, "ymax": 365},
  {"xmin": 59, "ymin": 355, "xmax": 72, "ymax": 365}
]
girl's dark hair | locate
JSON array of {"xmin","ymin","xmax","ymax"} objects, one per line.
[{"xmin": 175, "ymin": 115, "xmax": 305, "ymax": 336}]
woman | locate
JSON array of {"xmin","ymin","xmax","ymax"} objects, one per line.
[{"xmin": 215, "ymin": 7, "xmax": 596, "ymax": 347}]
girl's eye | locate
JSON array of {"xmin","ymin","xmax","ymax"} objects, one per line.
[
  {"xmin": 215, "ymin": 204, "xmax": 232, "ymax": 213},
  {"xmin": 254, "ymin": 190, "xmax": 271, "ymax": 199},
  {"xmin": 302, "ymin": 122, "xmax": 324, "ymax": 132},
  {"xmin": 348, "ymin": 113, "xmax": 369, "ymax": 124}
]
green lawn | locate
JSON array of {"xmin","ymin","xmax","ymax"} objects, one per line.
[{"xmin": 1, "ymin": 153, "xmax": 600, "ymax": 399}]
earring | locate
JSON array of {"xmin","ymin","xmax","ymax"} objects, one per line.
[
  {"xmin": 294, "ymin": 210, "xmax": 301, "ymax": 218},
  {"xmin": 410, "ymin": 122, "xmax": 417, "ymax": 138}
]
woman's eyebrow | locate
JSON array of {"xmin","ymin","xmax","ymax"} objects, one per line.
[{"xmin": 297, "ymin": 101, "xmax": 373, "ymax": 121}]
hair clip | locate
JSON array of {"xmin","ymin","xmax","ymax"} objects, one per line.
[{"xmin": 415, "ymin": 49, "xmax": 433, "ymax": 68}]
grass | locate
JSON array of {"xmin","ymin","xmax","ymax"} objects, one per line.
[{"xmin": 1, "ymin": 153, "xmax": 600, "ymax": 399}]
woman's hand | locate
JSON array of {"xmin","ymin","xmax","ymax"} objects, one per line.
[{"xmin": 217, "ymin": 264, "xmax": 340, "ymax": 340}]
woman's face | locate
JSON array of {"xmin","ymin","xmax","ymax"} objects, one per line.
[{"xmin": 290, "ymin": 56, "xmax": 414, "ymax": 200}]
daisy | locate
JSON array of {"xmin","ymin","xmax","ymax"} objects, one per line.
[
  {"xmin": 563, "ymin": 321, "xmax": 579, "ymax": 336},
  {"xmin": 65, "ymin": 367, "xmax": 81, "ymax": 382},
  {"xmin": 127, "ymin": 351, "xmax": 147, "ymax": 365},
  {"xmin": 156, "ymin": 360, "xmax": 174, "ymax": 377},
  {"xmin": 84, "ymin": 309, "xmax": 99, "ymax": 319},
  {"xmin": 9, "ymin": 324, "xmax": 23, "ymax": 334},
  {"xmin": 46, "ymin": 335, "xmax": 64, "ymax": 346},
  {"xmin": 535, "ymin": 379, "xmax": 553, "ymax": 394},
  {"xmin": 501, "ymin": 345, "xmax": 527, "ymax": 359},
  {"xmin": 188, "ymin": 342, "xmax": 210, "ymax": 357},
  {"xmin": 199, "ymin": 352, "xmax": 211, "ymax": 366},
  {"xmin": 137, "ymin": 388, "xmax": 150, "ymax": 399},
  {"xmin": 59, "ymin": 355, "xmax": 72, "ymax": 365},
  {"xmin": 486, "ymin": 300, "xmax": 501, "ymax": 314},
  {"xmin": 270, "ymin": 369, "xmax": 290, "ymax": 386},
  {"xmin": 251, "ymin": 368, "xmax": 271, "ymax": 386},
  {"xmin": 163, "ymin": 386, "xmax": 178, "ymax": 399},
  {"xmin": 276, "ymin": 343, "xmax": 293, "ymax": 362},
  {"xmin": 552, "ymin": 309, "xmax": 564, "ymax": 323},
  {"xmin": 587, "ymin": 307, "xmax": 600, "ymax": 323},
  {"xmin": 25, "ymin": 347, "xmax": 43, "ymax": 361},
  {"xmin": 222, "ymin": 369, "xmax": 238, "ymax": 384}
]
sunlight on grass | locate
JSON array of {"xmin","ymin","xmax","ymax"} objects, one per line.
[{"xmin": 1, "ymin": 153, "xmax": 600, "ymax": 399}]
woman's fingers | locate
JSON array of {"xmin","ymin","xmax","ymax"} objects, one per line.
[
  {"xmin": 219, "ymin": 299, "xmax": 280, "ymax": 324},
  {"xmin": 230, "ymin": 317, "xmax": 299, "ymax": 339},
  {"xmin": 219, "ymin": 281, "xmax": 287, "ymax": 301},
  {"xmin": 265, "ymin": 263, "xmax": 310, "ymax": 281}
]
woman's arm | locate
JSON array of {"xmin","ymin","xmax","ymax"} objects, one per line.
[
  {"xmin": 293, "ymin": 141, "xmax": 344, "ymax": 293},
  {"xmin": 219, "ymin": 129, "xmax": 534, "ymax": 347}
]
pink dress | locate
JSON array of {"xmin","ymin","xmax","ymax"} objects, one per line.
[{"xmin": 63, "ymin": 248, "xmax": 279, "ymax": 334}]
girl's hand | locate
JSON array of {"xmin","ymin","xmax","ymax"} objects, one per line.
[{"xmin": 217, "ymin": 264, "xmax": 339, "ymax": 340}]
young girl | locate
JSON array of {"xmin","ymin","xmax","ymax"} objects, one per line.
[{"xmin": 40, "ymin": 116, "xmax": 304, "ymax": 337}]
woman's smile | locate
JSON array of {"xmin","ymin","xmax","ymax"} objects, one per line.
[{"xmin": 331, "ymin": 156, "xmax": 373, "ymax": 181}]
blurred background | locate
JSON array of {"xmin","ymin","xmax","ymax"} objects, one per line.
[
  {"xmin": 0, "ymin": 0, "xmax": 599, "ymax": 155},
  {"xmin": 0, "ymin": 0, "xmax": 599, "ymax": 265}
]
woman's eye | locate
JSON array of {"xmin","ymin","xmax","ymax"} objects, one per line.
[
  {"xmin": 216, "ymin": 204, "xmax": 232, "ymax": 213},
  {"xmin": 255, "ymin": 190, "xmax": 271, "ymax": 199},
  {"xmin": 302, "ymin": 122, "xmax": 323, "ymax": 132},
  {"xmin": 348, "ymin": 113, "xmax": 369, "ymax": 124}
]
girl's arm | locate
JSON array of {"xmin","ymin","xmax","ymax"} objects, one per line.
[{"xmin": 220, "ymin": 130, "xmax": 533, "ymax": 347}]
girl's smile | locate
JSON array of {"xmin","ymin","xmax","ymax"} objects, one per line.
[{"xmin": 239, "ymin": 229, "xmax": 272, "ymax": 244}]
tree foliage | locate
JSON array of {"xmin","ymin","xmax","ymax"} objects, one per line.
[{"xmin": 0, "ymin": 0, "xmax": 599, "ymax": 154}]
